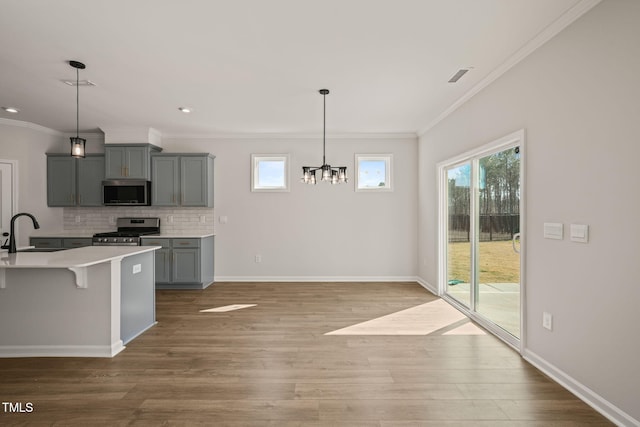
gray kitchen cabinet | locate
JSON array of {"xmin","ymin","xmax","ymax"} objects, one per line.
[
  {"xmin": 62, "ymin": 238, "xmax": 93, "ymax": 249},
  {"xmin": 30, "ymin": 238, "xmax": 63, "ymax": 249},
  {"xmin": 154, "ymin": 248, "xmax": 171, "ymax": 283},
  {"xmin": 140, "ymin": 236, "xmax": 214, "ymax": 289},
  {"xmin": 105, "ymin": 144, "xmax": 160, "ymax": 180},
  {"xmin": 47, "ymin": 156, "xmax": 76, "ymax": 206},
  {"xmin": 47, "ymin": 154, "xmax": 104, "ymax": 207},
  {"xmin": 30, "ymin": 237, "xmax": 92, "ymax": 249},
  {"xmin": 150, "ymin": 156, "xmax": 179, "ymax": 206},
  {"xmin": 77, "ymin": 156, "xmax": 105, "ymax": 206},
  {"xmin": 151, "ymin": 154, "xmax": 214, "ymax": 207}
]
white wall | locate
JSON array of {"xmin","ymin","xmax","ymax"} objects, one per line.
[
  {"xmin": 418, "ymin": 0, "xmax": 640, "ymax": 424},
  {"xmin": 163, "ymin": 135, "xmax": 418, "ymax": 280},
  {"xmin": 0, "ymin": 120, "xmax": 68, "ymax": 247}
]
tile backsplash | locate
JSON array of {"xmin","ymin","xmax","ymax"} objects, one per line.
[{"xmin": 63, "ymin": 207, "xmax": 215, "ymax": 234}]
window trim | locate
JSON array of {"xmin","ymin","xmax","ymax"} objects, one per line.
[
  {"xmin": 251, "ymin": 154, "xmax": 290, "ymax": 192},
  {"xmin": 355, "ymin": 154, "xmax": 393, "ymax": 192}
]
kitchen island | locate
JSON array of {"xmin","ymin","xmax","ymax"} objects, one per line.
[{"xmin": 0, "ymin": 245, "xmax": 160, "ymax": 358}]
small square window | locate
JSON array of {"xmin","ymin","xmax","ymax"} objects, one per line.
[
  {"xmin": 356, "ymin": 154, "xmax": 393, "ymax": 192},
  {"xmin": 251, "ymin": 154, "xmax": 290, "ymax": 192}
]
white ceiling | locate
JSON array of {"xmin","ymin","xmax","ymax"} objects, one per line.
[{"xmin": 0, "ymin": 0, "xmax": 595, "ymax": 137}]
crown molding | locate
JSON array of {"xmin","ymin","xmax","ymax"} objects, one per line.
[
  {"xmin": 417, "ymin": 0, "xmax": 602, "ymax": 136},
  {"xmin": 0, "ymin": 118, "xmax": 63, "ymax": 136},
  {"xmin": 161, "ymin": 131, "xmax": 418, "ymax": 141}
]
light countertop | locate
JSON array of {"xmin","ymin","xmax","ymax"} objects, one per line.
[
  {"xmin": 142, "ymin": 232, "xmax": 214, "ymax": 239},
  {"xmin": 29, "ymin": 231, "xmax": 215, "ymax": 239},
  {"xmin": 0, "ymin": 245, "xmax": 161, "ymax": 269}
]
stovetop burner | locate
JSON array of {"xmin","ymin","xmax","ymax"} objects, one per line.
[{"xmin": 92, "ymin": 217, "xmax": 160, "ymax": 246}]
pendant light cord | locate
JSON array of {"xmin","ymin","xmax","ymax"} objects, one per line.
[
  {"xmin": 76, "ymin": 67, "xmax": 80, "ymax": 139},
  {"xmin": 322, "ymin": 90, "xmax": 326, "ymax": 165}
]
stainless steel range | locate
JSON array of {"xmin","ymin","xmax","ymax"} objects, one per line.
[{"xmin": 92, "ymin": 217, "xmax": 160, "ymax": 246}]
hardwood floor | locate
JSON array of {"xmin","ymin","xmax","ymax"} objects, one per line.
[{"xmin": 0, "ymin": 282, "xmax": 612, "ymax": 426}]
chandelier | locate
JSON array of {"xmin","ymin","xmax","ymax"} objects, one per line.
[{"xmin": 301, "ymin": 89, "xmax": 347, "ymax": 185}]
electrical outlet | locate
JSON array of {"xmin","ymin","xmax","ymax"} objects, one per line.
[
  {"xmin": 200, "ymin": 215, "xmax": 206, "ymax": 224},
  {"xmin": 132, "ymin": 264, "xmax": 141, "ymax": 274},
  {"xmin": 543, "ymin": 312, "xmax": 553, "ymax": 330},
  {"xmin": 167, "ymin": 215, "xmax": 174, "ymax": 224},
  {"xmin": 255, "ymin": 255, "xmax": 262, "ymax": 263},
  {"xmin": 75, "ymin": 215, "xmax": 81, "ymax": 223}
]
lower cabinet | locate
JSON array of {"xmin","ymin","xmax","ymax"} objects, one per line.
[
  {"xmin": 30, "ymin": 237, "xmax": 92, "ymax": 249},
  {"xmin": 141, "ymin": 236, "xmax": 214, "ymax": 289},
  {"xmin": 62, "ymin": 238, "xmax": 93, "ymax": 249},
  {"xmin": 29, "ymin": 238, "xmax": 63, "ymax": 249}
]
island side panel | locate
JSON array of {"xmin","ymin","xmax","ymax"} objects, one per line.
[
  {"xmin": 0, "ymin": 263, "xmax": 118, "ymax": 357},
  {"xmin": 120, "ymin": 251, "xmax": 155, "ymax": 344}
]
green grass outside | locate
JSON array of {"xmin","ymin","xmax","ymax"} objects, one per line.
[{"xmin": 447, "ymin": 240, "xmax": 520, "ymax": 284}]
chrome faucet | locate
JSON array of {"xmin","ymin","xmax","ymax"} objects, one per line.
[{"xmin": 2, "ymin": 213, "xmax": 40, "ymax": 253}]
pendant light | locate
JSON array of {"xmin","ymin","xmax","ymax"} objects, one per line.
[
  {"xmin": 301, "ymin": 89, "xmax": 347, "ymax": 185},
  {"xmin": 69, "ymin": 60, "xmax": 86, "ymax": 158}
]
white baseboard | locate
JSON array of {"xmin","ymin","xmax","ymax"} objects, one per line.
[
  {"xmin": 0, "ymin": 341, "xmax": 125, "ymax": 358},
  {"xmin": 213, "ymin": 276, "xmax": 420, "ymax": 283},
  {"xmin": 522, "ymin": 349, "xmax": 638, "ymax": 427},
  {"xmin": 415, "ymin": 277, "xmax": 438, "ymax": 295}
]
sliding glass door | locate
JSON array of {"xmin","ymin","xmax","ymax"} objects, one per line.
[
  {"xmin": 441, "ymin": 131, "xmax": 524, "ymax": 346},
  {"xmin": 446, "ymin": 162, "xmax": 472, "ymax": 309}
]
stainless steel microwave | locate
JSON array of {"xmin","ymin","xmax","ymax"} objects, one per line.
[{"xmin": 102, "ymin": 180, "xmax": 151, "ymax": 206}]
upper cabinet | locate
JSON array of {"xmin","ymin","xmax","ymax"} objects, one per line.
[
  {"xmin": 105, "ymin": 144, "xmax": 161, "ymax": 180},
  {"xmin": 47, "ymin": 154, "xmax": 105, "ymax": 207},
  {"xmin": 151, "ymin": 154, "xmax": 214, "ymax": 207}
]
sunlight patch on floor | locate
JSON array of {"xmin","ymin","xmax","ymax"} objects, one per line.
[
  {"xmin": 443, "ymin": 321, "xmax": 486, "ymax": 335},
  {"xmin": 325, "ymin": 299, "xmax": 486, "ymax": 336},
  {"xmin": 200, "ymin": 304, "xmax": 257, "ymax": 313}
]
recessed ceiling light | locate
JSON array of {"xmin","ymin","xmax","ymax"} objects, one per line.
[
  {"xmin": 178, "ymin": 107, "xmax": 193, "ymax": 113},
  {"xmin": 2, "ymin": 107, "xmax": 20, "ymax": 113}
]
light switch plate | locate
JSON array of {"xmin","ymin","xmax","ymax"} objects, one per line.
[
  {"xmin": 544, "ymin": 223, "xmax": 563, "ymax": 240},
  {"xmin": 570, "ymin": 224, "xmax": 589, "ymax": 243},
  {"xmin": 543, "ymin": 312, "xmax": 553, "ymax": 330}
]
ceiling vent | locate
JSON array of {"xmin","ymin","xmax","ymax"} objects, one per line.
[
  {"xmin": 63, "ymin": 79, "xmax": 96, "ymax": 87},
  {"xmin": 448, "ymin": 68, "xmax": 469, "ymax": 83}
]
